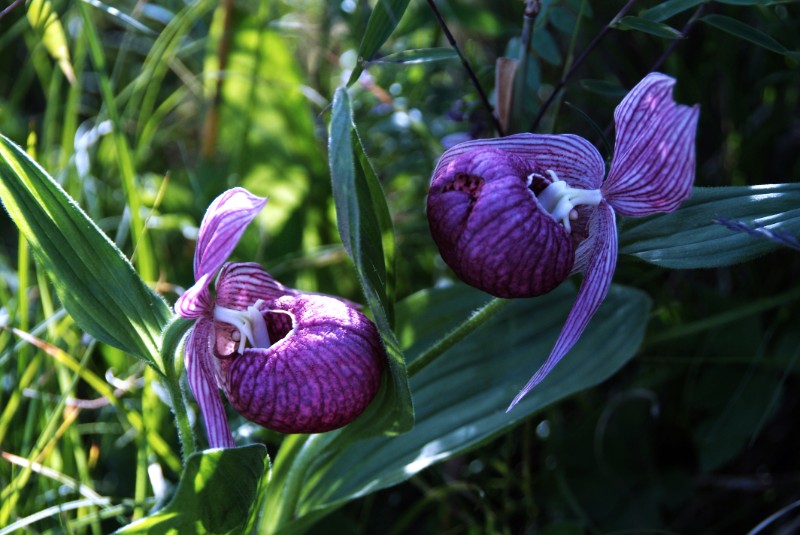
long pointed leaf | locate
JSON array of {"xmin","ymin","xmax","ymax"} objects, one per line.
[
  {"xmin": 619, "ymin": 184, "xmax": 800, "ymax": 268},
  {"xmin": 290, "ymin": 282, "xmax": 651, "ymax": 523},
  {"xmin": 347, "ymin": 0, "xmax": 412, "ymax": 85},
  {"xmin": 328, "ymin": 88, "xmax": 413, "ymax": 437},
  {"xmin": 0, "ymin": 135, "xmax": 171, "ymax": 370},
  {"xmin": 701, "ymin": 14, "xmax": 797, "ymax": 58}
]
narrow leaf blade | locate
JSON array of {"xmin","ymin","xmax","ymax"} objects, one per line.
[
  {"xmin": 347, "ymin": 0, "xmax": 412, "ymax": 85},
  {"xmin": 26, "ymin": 0, "xmax": 76, "ymax": 84},
  {"xmin": 370, "ymin": 47, "xmax": 458, "ymax": 64},
  {"xmin": 619, "ymin": 184, "xmax": 800, "ymax": 268},
  {"xmin": 639, "ymin": 0, "xmax": 704, "ymax": 23},
  {"xmin": 614, "ymin": 16, "xmax": 684, "ymax": 39},
  {"xmin": 328, "ymin": 88, "xmax": 413, "ymax": 436},
  {"xmin": 0, "ymin": 135, "xmax": 171, "ymax": 368},
  {"xmin": 701, "ymin": 14, "xmax": 792, "ymax": 56}
]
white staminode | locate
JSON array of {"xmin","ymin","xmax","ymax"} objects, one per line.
[
  {"xmin": 531, "ymin": 170, "xmax": 602, "ymax": 233},
  {"xmin": 213, "ymin": 299, "xmax": 271, "ymax": 353}
]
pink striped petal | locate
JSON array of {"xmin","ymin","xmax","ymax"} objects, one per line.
[
  {"xmin": 194, "ymin": 188, "xmax": 268, "ymax": 281},
  {"xmin": 434, "ymin": 133, "xmax": 605, "ymax": 190},
  {"xmin": 215, "ymin": 262, "xmax": 295, "ymax": 310},
  {"xmin": 507, "ymin": 202, "xmax": 618, "ymax": 410},
  {"xmin": 174, "ymin": 273, "xmax": 214, "ymax": 319},
  {"xmin": 185, "ymin": 319, "xmax": 235, "ymax": 448},
  {"xmin": 602, "ymin": 73, "xmax": 699, "ymax": 216}
]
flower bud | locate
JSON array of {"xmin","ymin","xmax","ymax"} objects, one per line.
[{"xmin": 427, "ymin": 147, "xmax": 575, "ymax": 298}]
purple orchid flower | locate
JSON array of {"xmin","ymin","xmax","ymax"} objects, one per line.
[
  {"xmin": 427, "ymin": 73, "xmax": 699, "ymax": 410},
  {"xmin": 174, "ymin": 188, "xmax": 385, "ymax": 448}
]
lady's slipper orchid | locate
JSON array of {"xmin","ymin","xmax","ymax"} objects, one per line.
[
  {"xmin": 175, "ymin": 188, "xmax": 385, "ymax": 448},
  {"xmin": 427, "ymin": 73, "xmax": 699, "ymax": 409}
]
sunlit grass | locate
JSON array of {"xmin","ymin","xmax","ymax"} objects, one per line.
[{"xmin": 0, "ymin": 0, "xmax": 798, "ymax": 533}]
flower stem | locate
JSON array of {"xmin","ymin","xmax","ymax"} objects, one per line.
[
  {"xmin": 408, "ymin": 297, "xmax": 511, "ymax": 376},
  {"xmin": 160, "ymin": 316, "xmax": 198, "ymax": 460},
  {"xmin": 165, "ymin": 375, "xmax": 196, "ymax": 459},
  {"xmin": 426, "ymin": 0, "xmax": 505, "ymax": 136},
  {"xmin": 529, "ymin": 0, "xmax": 638, "ymax": 132}
]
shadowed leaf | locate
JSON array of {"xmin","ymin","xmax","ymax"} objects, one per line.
[
  {"xmin": 0, "ymin": 135, "xmax": 171, "ymax": 370},
  {"xmin": 620, "ymin": 185, "xmax": 800, "ymax": 268}
]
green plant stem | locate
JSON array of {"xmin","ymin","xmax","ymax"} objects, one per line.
[
  {"xmin": 160, "ymin": 316, "xmax": 198, "ymax": 460},
  {"xmin": 408, "ymin": 297, "xmax": 511, "ymax": 376},
  {"xmin": 165, "ymin": 372, "xmax": 196, "ymax": 460}
]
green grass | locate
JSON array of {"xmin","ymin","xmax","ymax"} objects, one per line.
[{"xmin": 1, "ymin": 0, "xmax": 799, "ymax": 533}]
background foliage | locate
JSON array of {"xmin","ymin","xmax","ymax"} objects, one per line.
[{"xmin": 0, "ymin": 0, "xmax": 798, "ymax": 533}]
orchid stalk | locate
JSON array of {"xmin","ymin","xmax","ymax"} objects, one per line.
[
  {"xmin": 174, "ymin": 188, "xmax": 385, "ymax": 448},
  {"xmin": 426, "ymin": 73, "xmax": 700, "ymax": 409}
]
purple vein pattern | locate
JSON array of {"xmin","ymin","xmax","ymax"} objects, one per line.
[
  {"xmin": 426, "ymin": 73, "xmax": 699, "ymax": 410},
  {"xmin": 175, "ymin": 188, "xmax": 385, "ymax": 448}
]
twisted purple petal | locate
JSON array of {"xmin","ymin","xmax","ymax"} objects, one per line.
[
  {"xmin": 508, "ymin": 202, "xmax": 618, "ymax": 410},
  {"xmin": 185, "ymin": 319, "xmax": 235, "ymax": 448},
  {"xmin": 194, "ymin": 188, "xmax": 268, "ymax": 281},
  {"xmin": 602, "ymin": 73, "xmax": 699, "ymax": 216},
  {"xmin": 433, "ymin": 133, "xmax": 605, "ymax": 190},
  {"xmin": 174, "ymin": 272, "xmax": 214, "ymax": 318}
]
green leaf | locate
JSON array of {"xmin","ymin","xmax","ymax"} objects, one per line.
[
  {"xmin": 639, "ymin": 0, "xmax": 704, "ymax": 23},
  {"xmin": 290, "ymin": 282, "xmax": 651, "ymax": 523},
  {"xmin": 0, "ymin": 134, "xmax": 171, "ymax": 370},
  {"xmin": 613, "ymin": 16, "xmax": 683, "ymax": 39},
  {"xmin": 619, "ymin": 185, "xmax": 800, "ymax": 269},
  {"xmin": 369, "ymin": 47, "xmax": 458, "ymax": 64},
  {"xmin": 84, "ymin": 0, "xmax": 157, "ymax": 35},
  {"xmin": 701, "ymin": 14, "xmax": 797, "ymax": 57},
  {"xmin": 532, "ymin": 27, "xmax": 562, "ymax": 65},
  {"xmin": 26, "ymin": 0, "xmax": 75, "ymax": 84},
  {"xmin": 354, "ymin": 129, "xmax": 397, "ymax": 310},
  {"xmin": 347, "ymin": 0, "xmax": 413, "ymax": 85},
  {"xmin": 328, "ymin": 88, "xmax": 413, "ymax": 436},
  {"xmin": 200, "ymin": 5, "xmax": 324, "ymax": 260},
  {"xmin": 116, "ymin": 445, "xmax": 267, "ymax": 534},
  {"xmin": 715, "ymin": 0, "xmax": 790, "ymax": 5},
  {"xmin": 579, "ymin": 79, "xmax": 628, "ymax": 97}
]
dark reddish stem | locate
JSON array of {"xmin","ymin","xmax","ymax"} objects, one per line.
[
  {"xmin": 426, "ymin": 0, "xmax": 505, "ymax": 137},
  {"xmin": 0, "ymin": 0, "xmax": 24, "ymax": 21},
  {"xmin": 529, "ymin": 0, "xmax": 638, "ymax": 132},
  {"xmin": 651, "ymin": 4, "xmax": 706, "ymax": 72}
]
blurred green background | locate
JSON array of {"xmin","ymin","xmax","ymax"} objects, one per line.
[{"xmin": 0, "ymin": 0, "xmax": 798, "ymax": 533}]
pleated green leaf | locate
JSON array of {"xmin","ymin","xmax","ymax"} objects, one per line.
[
  {"xmin": 370, "ymin": 47, "xmax": 458, "ymax": 64},
  {"xmin": 328, "ymin": 87, "xmax": 413, "ymax": 436},
  {"xmin": 0, "ymin": 135, "xmax": 171, "ymax": 370},
  {"xmin": 701, "ymin": 14, "xmax": 799, "ymax": 58},
  {"xmin": 347, "ymin": 0, "xmax": 412, "ymax": 85},
  {"xmin": 614, "ymin": 16, "xmax": 683, "ymax": 39},
  {"xmin": 286, "ymin": 282, "xmax": 651, "ymax": 523},
  {"xmin": 620, "ymin": 184, "xmax": 800, "ymax": 268},
  {"xmin": 115, "ymin": 445, "xmax": 267, "ymax": 534}
]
